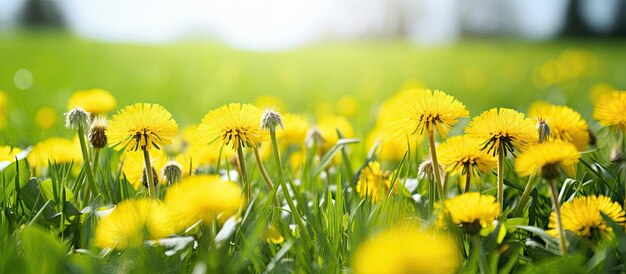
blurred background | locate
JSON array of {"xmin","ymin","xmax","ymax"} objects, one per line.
[{"xmin": 0, "ymin": 0, "xmax": 625, "ymax": 145}]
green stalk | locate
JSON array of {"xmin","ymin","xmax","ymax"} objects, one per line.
[
  {"xmin": 427, "ymin": 129, "xmax": 444, "ymax": 199},
  {"xmin": 269, "ymin": 127, "xmax": 311, "ymax": 243},
  {"xmin": 77, "ymin": 123, "xmax": 97, "ymax": 197},
  {"xmin": 472, "ymin": 234, "xmax": 489, "ymax": 274},
  {"xmin": 514, "ymin": 170, "xmax": 537, "ymax": 217},
  {"xmin": 252, "ymin": 146, "xmax": 274, "ymax": 191},
  {"xmin": 252, "ymin": 146, "xmax": 280, "ymax": 207},
  {"xmin": 548, "ymin": 179, "xmax": 567, "ymax": 256},
  {"xmin": 142, "ymin": 148, "xmax": 155, "ymax": 198},
  {"xmin": 464, "ymin": 169, "xmax": 471, "ymax": 193},
  {"xmin": 496, "ymin": 148, "xmax": 504, "ymax": 210},
  {"xmin": 236, "ymin": 142, "xmax": 250, "ymax": 199}
]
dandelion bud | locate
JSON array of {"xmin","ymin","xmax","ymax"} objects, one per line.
[
  {"xmin": 162, "ymin": 161, "xmax": 183, "ymax": 184},
  {"xmin": 142, "ymin": 166, "xmax": 159, "ymax": 188},
  {"xmin": 261, "ymin": 109, "xmax": 283, "ymax": 130},
  {"xmin": 536, "ymin": 118, "xmax": 550, "ymax": 143},
  {"xmin": 64, "ymin": 107, "xmax": 91, "ymax": 131},
  {"xmin": 418, "ymin": 159, "xmax": 444, "ymax": 182},
  {"xmin": 88, "ymin": 116, "xmax": 108, "ymax": 149},
  {"xmin": 610, "ymin": 145, "xmax": 623, "ymax": 163}
]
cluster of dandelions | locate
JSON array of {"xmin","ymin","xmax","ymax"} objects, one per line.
[{"xmin": 5, "ymin": 87, "xmax": 626, "ymax": 273}]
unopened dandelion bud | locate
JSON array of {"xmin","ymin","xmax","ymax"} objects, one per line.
[
  {"xmin": 418, "ymin": 159, "xmax": 444, "ymax": 182},
  {"xmin": 162, "ymin": 161, "xmax": 183, "ymax": 184},
  {"xmin": 142, "ymin": 166, "xmax": 159, "ymax": 188},
  {"xmin": 536, "ymin": 118, "xmax": 550, "ymax": 143},
  {"xmin": 89, "ymin": 116, "xmax": 108, "ymax": 148},
  {"xmin": 261, "ymin": 109, "xmax": 283, "ymax": 130},
  {"xmin": 65, "ymin": 107, "xmax": 91, "ymax": 132}
]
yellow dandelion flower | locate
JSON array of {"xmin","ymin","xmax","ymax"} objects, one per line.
[
  {"xmin": 107, "ymin": 103, "xmax": 179, "ymax": 151},
  {"xmin": 316, "ymin": 115, "xmax": 354, "ymax": 151},
  {"xmin": 438, "ymin": 135, "xmax": 496, "ymax": 176},
  {"xmin": 95, "ymin": 199, "xmax": 173, "ymax": 249},
  {"xmin": 548, "ymin": 195, "xmax": 626, "ymax": 239},
  {"xmin": 466, "ymin": 108, "xmax": 538, "ymax": 156},
  {"xmin": 120, "ymin": 149, "xmax": 168, "ymax": 189},
  {"xmin": 198, "ymin": 103, "xmax": 266, "ymax": 149},
  {"xmin": 442, "ymin": 192, "xmax": 500, "ymax": 234},
  {"xmin": 277, "ymin": 113, "xmax": 310, "ymax": 145},
  {"xmin": 352, "ymin": 229, "xmax": 461, "ymax": 274},
  {"xmin": 528, "ymin": 101, "xmax": 590, "ymax": 151},
  {"xmin": 67, "ymin": 88, "xmax": 117, "ymax": 115},
  {"xmin": 0, "ymin": 146, "xmax": 21, "ymax": 162},
  {"xmin": 593, "ymin": 90, "xmax": 626, "ymax": 132},
  {"xmin": 515, "ymin": 141, "xmax": 579, "ymax": 179},
  {"xmin": 392, "ymin": 89, "xmax": 469, "ymax": 139},
  {"xmin": 356, "ymin": 161, "xmax": 395, "ymax": 203},
  {"xmin": 28, "ymin": 137, "xmax": 81, "ymax": 169},
  {"xmin": 165, "ymin": 175, "xmax": 244, "ymax": 231}
]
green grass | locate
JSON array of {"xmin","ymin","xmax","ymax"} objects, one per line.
[{"xmin": 2, "ymin": 31, "xmax": 626, "ymax": 274}]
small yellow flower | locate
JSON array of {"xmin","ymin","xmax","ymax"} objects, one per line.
[
  {"xmin": 514, "ymin": 141, "xmax": 579, "ymax": 179},
  {"xmin": 277, "ymin": 113, "xmax": 310, "ymax": 145},
  {"xmin": 392, "ymin": 89, "xmax": 469, "ymax": 139},
  {"xmin": 28, "ymin": 137, "xmax": 81, "ymax": 170},
  {"xmin": 164, "ymin": 175, "xmax": 244, "ymax": 231},
  {"xmin": 466, "ymin": 108, "xmax": 538, "ymax": 156},
  {"xmin": 198, "ymin": 103, "xmax": 266, "ymax": 149},
  {"xmin": 437, "ymin": 135, "xmax": 496, "ymax": 176},
  {"xmin": 442, "ymin": 192, "xmax": 500, "ymax": 233},
  {"xmin": 356, "ymin": 161, "xmax": 395, "ymax": 203},
  {"xmin": 67, "ymin": 88, "xmax": 117, "ymax": 115},
  {"xmin": 528, "ymin": 101, "xmax": 590, "ymax": 151},
  {"xmin": 266, "ymin": 225, "xmax": 285, "ymax": 244},
  {"xmin": 107, "ymin": 103, "xmax": 179, "ymax": 151},
  {"xmin": 120, "ymin": 149, "xmax": 168, "ymax": 189},
  {"xmin": 95, "ymin": 199, "xmax": 173, "ymax": 249},
  {"xmin": 548, "ymin": 195, "xmax": 626, "ymax": 239},
  {"xmin": 352, "ymin": 229, "xmax": 461, "ymax": 274},
  {"xmin": 593, "ymin": 90, "xmax": 626, "ymax": 132},
  {"xmin": 0, "ymin": 146, "xmax": 21, "ymax": 162}
]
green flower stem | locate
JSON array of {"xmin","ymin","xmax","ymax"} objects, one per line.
[
  {"xmin": 92, "ymin": 148, "xmax": 100, "ymax": 171},
  {"xmin": 236, "ymin": 142, "xmax": 250, "ymax": 199},
  {"xmin": 252, "ymin": 146, "xmax": 280, "ymax": 207},
  {"xmin": 252, "ymin": 146, "xmax": 274, "ymax": 191},
  {"xmin": 427, "ymin": 129, "xmax": 444, "ymax": 199},
  {"xmin": 471, "ymin": 234, "xmax": 489, "ymax": 274},
  {"xmin": 464, "ymin": 169, "xmax": 471, "ymax": 193},
  {"xmin": 548, "ymin": 179, "xmax": 567, "ymax": 256},
  {"xmin": 141, "ymin": 148, "xmax": 156, "ymax": 198},
  {"xmin": 496, "ymin": 148, "xmax": 504, "ymax": 210},
  {"xmin": 514, "ymin": 170, "xmax": 537, "ymax": 217},
  {"xmin": 77, "ymin": 123, "xmax": 97, "ymax": 197},
  {"xmin": 269, "ymin": 127, "xmax": 311, "ymax": 243}
]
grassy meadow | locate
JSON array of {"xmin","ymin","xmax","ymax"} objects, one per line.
[{"xmin": 1, "ymin": 31, "xmax": 626, "ymax": 273}]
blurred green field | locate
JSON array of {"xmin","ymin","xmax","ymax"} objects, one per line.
[{"xmin": 1, "ymin": 31, "xmax": 625, "ymax": 145}]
